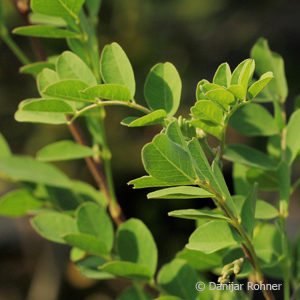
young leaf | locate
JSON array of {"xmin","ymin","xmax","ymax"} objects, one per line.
[
  {"xmin": 0, "ymin": 189, "xmax": 42, "ymax": 217},
  {"xmin": 176, "ymin": 248, "xmax": 222, "ymax": 271},
  {"xmin": 75, "ymin": 256, "xmax": 114, "ymax": 280},
  {"xmin": 15, "ymin": 110, "xmax": 67, "ymax": 125},
  {"xmin": 31, "ymin": 212, "xmax": 77, "ymax": 243},
  {"xmin": 240, "ymin": 183, "xmax": 257, "ymax": 237},
  {"xmin": 205, "ymin": 88, "xmax": 235, "ymax": 110},
  {"xmin": 76, "ymin": 202, "xmax": 114, "ymax": 251},
  {"xmin": 0, "ymin": 156, "xmax": 71, "ymax": 188},
  {"xmin": 168, "ymin": 209, "xmax": 229, "ymax": 221},
  {"xmin": 63, "ymin": 233, "xmax": 109, "ymax": 256},
  {"xmin": 142, "ymin": 134, "xmax": 196, "ymax": 185},
  {"xmin": 13, "ymin": 25, "xmax": 79, "ymax": 38},
  {"xmin": 37, "ymin": 68, "xmax": 59, "ymax": 95},
  {"xmin": 255, "ymin": 200, "xmax": 279, "ymax": 220},
  {"xmin": 82, "ymin": 84, "xmax": 131, "ymax": 102},
  {"xmin": 144, "ymin": 62, "xmax": 182, "ymax": 116},
  {"xmin": 227, "ymin": 84, "xmax": 244, "ymax": 100},
  {"xmin": 196, "ymin": 79, "xmax": 209, "ymax": 100},
  {"xmin": 0, "ymin": 133, "xmax": 11, "ymax": 158},
  {"xmin": 56, "ymin": 51, "xmax": 97, "ymax": 86},
  {"xmin": 213, "ymin": 62, "xmax": 231, "ymax": 87},
  {"xmin": 117, "ymin": 218, "xmax": 158, "ymax": 276},
  {"xmin": 128, "ymin": 176, "xmax": 182, "ymax": 189},
  {"xmin": 223, "ymin": 144, "xmax": 277, "ymax": 170},
  {"xmin": 20, "ymin": 98, "xmax": 75, "ymax": 114},
  {"xmin": 248, "ymin": 71, "xmax": 274, "ymax": 99},
  {"xmin": 286, "ymin": 110, "xmax": 300, "ymax": 165},
  {"xmin": 20, "ymin": 62, "xmax": 55, "ymax": 76},
  {"xmin": 251, "ymin": 38, "xmax": 288, "ymax": 103},
  {"xmin": 100, "ymin": 261, "xmax": 152, "ymax": 281},
  {"xmin": 229, "ymin": 103, "xmax": 279, "ymax": 136},
  {"xmin": 187, "ymin": 221, "xmax": 241, "ymax": 254},
  {"xmin": 190, "ymin": 119, "xmax": 222, "ymax": 140},
  {"xmin": 147, "ymin": 186, "xmax": 214, "ymax": 199},
  {"xmin": 37, "ymin": 140, "xmax": 94, "ymax": 162},
  {"xmin": 43, "ymin": 80, "xmax": 95, "ymax": 102},
  {"xmin": 122, "ymin": 110, "xmax": 166, "ymax": 127},
  {"xmin": 238, "ymin": 59, "xmax": 255, "ymax": 98},
  {"xmin": 157, "ymin": 259, "xmax": 199, "ymax": 300},
  {"xmin": 117, "ymin": 286, "xmax": 153, "ymax": 300},
  {"xmin": 100, "ymin": 42, "xmax": 135, "ymax": 97},
  {"xmin": 31, "ymin": 0, "xmax": 85, "ymax": 20},
  {"xmin": 191, "ymin": 100, "xmax": 224, "ymax": 126}
]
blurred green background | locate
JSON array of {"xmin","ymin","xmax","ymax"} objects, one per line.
[{"xmin": 0, "ymin": 0, "xmax": 299, "ymax": 299}]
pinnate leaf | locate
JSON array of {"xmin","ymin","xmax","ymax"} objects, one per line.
[
  {"xmin": 122, "ymin": 110, "xmax": 166, "ymax": 127},
  {"xmin": 144, "ymin": 62, "xmax": 182, "ymax": 116},
  {"xmin": 31, "ymin": 212, "xmax": 77, "ymax": 243},
  {"xmin": 0, "ymin": 189, "xmax": 42, "ymax": 217},
  {"xmin": 13, "ymin": 25, "xmax": 79, "ymax": 38},
  {"xmin": 117, "ymin": 218, "xmax": 157, "ymax": 276},
  {"xmin": 168, "ymin": 209, "xmax": 229, "ymax": 221},
  {"xmin": 37, "ymin": 140, "xmax": 94, "ymax": 161},
  {"xmin": 213, "ymin": 62, "xmax": 231, "ymax": 87},
  {"xmin": 147, "ymin": 186, "xmax": 214, "ymax": 199},
  {"xmin": 100, "ymin": 42, "xmax": 135, "ymax": 97},
  {"xmin": 20, "ymin": 62, "xmax": 55, "ymax": 76},
  {"xmin": 248, "ymin": 71, "xmax": 274, "ymax": 99}
]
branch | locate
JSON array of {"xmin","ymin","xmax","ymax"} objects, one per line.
[{"xmin": 67, "ymin": 116, "xmax": 125, "ymax": 226}]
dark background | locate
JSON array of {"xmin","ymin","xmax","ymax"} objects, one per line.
[{"xmin": 0, "ymin": 0, "xmax": 299, "ymax": 299}]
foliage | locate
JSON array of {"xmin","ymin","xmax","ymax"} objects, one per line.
[{"xmin": 0, "ymin": 1, "xmax": 299, "ymax": 300}]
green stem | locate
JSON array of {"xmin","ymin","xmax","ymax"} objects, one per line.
[
  {"xmin": 0, "ymin": 27, "xmax": 30, "ymax": 65},
  {"xmin": 69, "ymin": 100, "xmax": 151, "ymax": 123}
]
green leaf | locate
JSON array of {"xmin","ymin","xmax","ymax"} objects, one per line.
[
  {"xmin": 246, "ymin": 168, "xmax": 279, "ymax": 191},
  {"xmin": 148, "ymin": 186, "xmax": 214, "ymax": 199},
  {"xmin": 232, "ymin": 163, "xmax": 251, "ymax": 196},
  {"xmin": 13, "ymin": 25, "xmax": 79, "ymax": 38},
  {"xmin": 43, "ymin": 80, "xmax": 95, "ymax": 102},
  {"xmin": 37, "ymin": 140, "xmax": 94, "ymax": 162},
  {"xmin": 0, "ymin": 189, "xmax": 42, "ymax": 217},
  {"xmin": 0, "ymin": 133, "xmax": 11, "ymax": 158},
  {"xmin": 205, "ymin": 88, "xmax": 235, "ymax": 110},
  {"xmin": 227, "ymin": 84, "xmax": 244, "ymax": 100},
  {"xmin": 191, "ymin": 100, "xmax": 224, "ymax": 126},
  {"xmin": 248, "ymin": 72, "xmax": 274, "ymax": 99},
  {"xmin": 20, "ymin": 98, "xmax": 75, "ymax": 114},
  {"xmin": 128, "ymin": 176, "xmax": 182, "ymax": 189},
  {"xmin": 155, "ymin": 297, "xmax": 181, "ymax": 300},
  {"xmin": 238, "ymin": 59, "xmax": 255, "ymax": 98},
  {"xmin": 144, "ymin": 62, "xmax": 182, "ymax": 116},
  {"xmin": 75, "ymin": 256, "xmax": 114, "ymax": 280},
  {"xmin": 176, "ymin": 248, "xmax": 222, "ymax": 271},
  {"xmin": 56, "ymin": 51, "xmax": 97, "ymax": 86},
  {"xmin": 118, "ymin": 286, "xmax": 153, "ymax": 300},
  {"xmin": 223, "ymin": 144, "xmax": 277, "ymax": 170},
  {"xmin": 15, "ymin": 110, "xmax": 67, "ymax": 125},
  {"xmin": 213, "ymin": 62, "xmax": 231, "ymax": 87},
  {"xmin": 255, "ymin": 200, "xmax": 279, "ymax": 220},
  {"xmin": 251, "ymin": 38, "xmax": 288, "ymax": 103},
  {"xmin": 240, "ymin": 183, "xmax": 257, "ymax": 237},
  {"xmin": 229, "ymin": 103, "xmax": 279, "ymax": 136},
  {"xmin": 169, "ymin": 209, "xmax": 229, "ymax": 221},
  {"xmin": 29, "ymin": 12, "xmax": 67, "ymax": 26},
  {"xmin": 142, "ymin": 134, "xmax": 196, "ymax": 185},
  {"xmin": 277, "ymin": 161, "xmax": 290, "ymax": 215},
  {"xmin": 187, "ymin": 221, "xmax": 241, "ymax": 253},
  {"xmin": 165, "ymin": 120, "xmax": 188, "ymax": 149},
  {"xmin": 64, "ymin": 233, "xmax": 109, "ymax": 256},
  {"xmin": 100, "ymin": 261, "xmax": 152, "ymax": 281},
  {"xmin": 190, "ymin": 119, "xmax": 222, "ymax": 140},
  {"xmin": 31, "ymin": 0, "xmax": 85, "ymax": 20},
  {"xmin": 20, "ymin": 62, "xmax": 55, "ymax": 76},
  {"xmin": 117, "ymin": 218, "xmax": 157, "ymax": 276},
  {"xmin": 37, "ymin": 68, "xmax": 59, "ymax": 95},
  {"xmin": 286, "ymin": 110, "xmax": 300, "ymax": 165},
  {"xmin": 122, "ymin": 110, "xmax": 166, "ymax": 127},
  {"xmin": 82, "ymin": 84, "xmax": 131, "ymax": 101},
  {"xmin": 31, "ymin": 212, "xmax": 77, "ymax": 243},
  {"xmin": 157, "ymin": 259, "xmax": 198, "ymax": 300},
  {"xmin": 196, "ymin": 79, "xmax": 209, "ymax": 100},
  {"xmin": 100, "ymin": 42, "xmax": 135, "ymax": 97},
  {"xmin": 0, "ymin": 156, "xmax": 71, "ymax": 188},
  {"xmin": 76, "ymin": 202, "xmax": 114, "ymax": 251}
]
